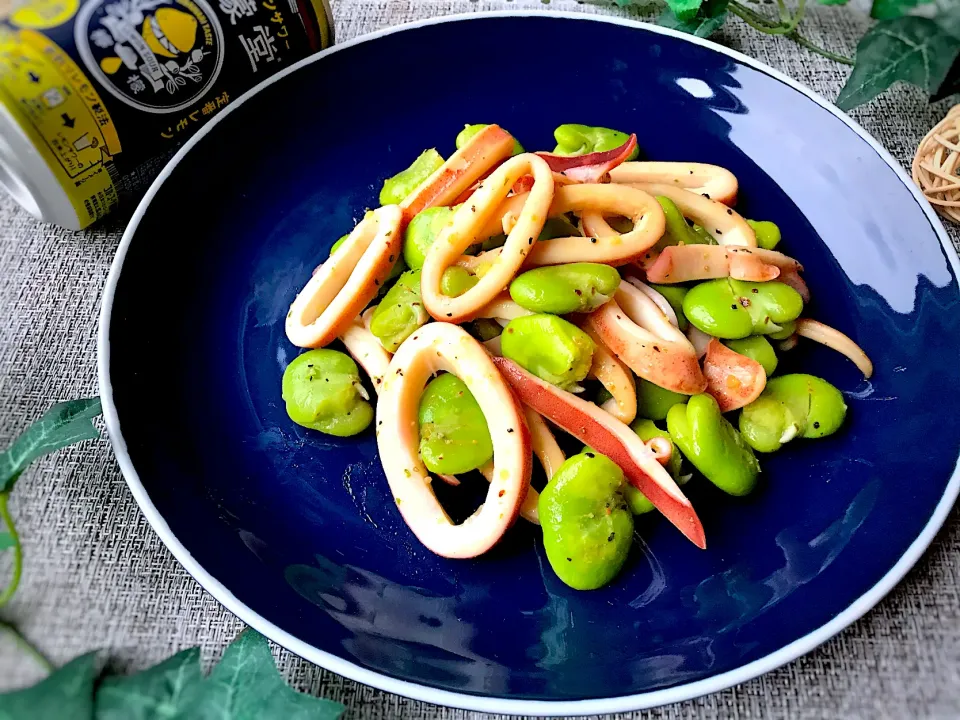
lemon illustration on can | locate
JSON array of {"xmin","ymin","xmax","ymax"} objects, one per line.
[{"xmin": 76, "ymin": 0, "xmax": 224, "ymax": 113}]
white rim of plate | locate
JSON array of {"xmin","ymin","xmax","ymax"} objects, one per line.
[{"xmin": 97, "ymin": 10, "xmax": 960, "ymax": 715}]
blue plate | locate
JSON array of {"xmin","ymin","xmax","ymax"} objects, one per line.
[{"xmin": 98, "ymin": 12, "xmax": 960, "ymax": 714}]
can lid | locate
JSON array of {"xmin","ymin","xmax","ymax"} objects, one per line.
[{"xmin": 0, "ymin": 101, "xmax": 82, "ymax": 231}]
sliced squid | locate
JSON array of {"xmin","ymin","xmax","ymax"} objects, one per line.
[
  {"xmin": 420, "ymin": 154, "xmax": 554, "ymax": 323},
  {"xmin": 796, "ymin": 318, "xmax": 873, "ymax": 378},
  {"xmin": 702, "ymin": 339, "xmax": 767, "ymax": 412},
  {"xmin": 686, "ymin": 324, "xmax": 712, "ymax": 359},
  {"xmin": 474, "ymin": 293, "xmax": 534, "ymax": 322},
  {"xmin": 646, "ymin": 245, "xmax": 801, "ymax": 284},
  {"xmin": 399, "ymin": 124, "xmax": 516, "ymax": 223},
  {"xmin": 609, "ymin": 161, "xmax": 739, "ymax": 205},
  {"xmin": 286, "ymin": 205, "xmax": 403, "ymax": 348},
  {"xmin": 535, "ymin": 135, "xmax": 638, "ymax": 184},
  {"xmin": 582, "ymin": 325, "xmax": 637, "ymax": 424},
  {"xmin": 587, "ymin": 282, "xmax": 706, "ymax": 395},
  {"xmin": 625, "ymin": 278, "xmax": 680, "ymax": 328},
  {"xmin": 376, "ymin": 323, "xmax": 532, "ymax": 559},
  {"xmin": 623, "ymin": 184, "xmax": 756, "ymax": 247},
  {"xmin": 493, "ymin": 357, "xmax": 706, "ymax": 549},
  {"xmin": 339, "ymin": 311, "xmax": 392, "ymax": 392}
]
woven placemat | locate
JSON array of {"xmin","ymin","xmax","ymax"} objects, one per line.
[{"xmin": 0, "ymin": 1, "xmax": 958, "ymax": 718}]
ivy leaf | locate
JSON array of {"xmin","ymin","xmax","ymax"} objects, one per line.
[
  {"xmin": 0, "ymin": 531, "xmax": 13, "ymax": 550},
  {"xmin": 870, "ymin": 0, "xmax": 933, "ymax": 19},
  {"xmin": 0, "ymin": 651, "xmax": 99, "ymax": 720},
  {"xmin": 665, "ymin": 0, "xmax": 705, "ymax": 21},
  {"xmin": 658, "ymin": 0, "xmax": 729, "ymax": 37},
  {"xmin": 818, "ymin": 0, "xmax": 850, "ymax": 6},
  {"xmin": 837, "ymin": 17, "xmax": 960, "ymax": 110},
  {"xmin": 0, "ymin": 398, "xmax": 102, "ymax": 494},
  {"xmin": 176, "ymin": 629, "xmax": 344, "ymax": 720},
  {"xmin": 95, "ymin": 648, "xmax": 202, "ymax": 720}
]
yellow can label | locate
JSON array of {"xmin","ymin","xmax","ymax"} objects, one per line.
[{"xmin": 0, "ymin": 26, "xmax": 120, "ymax": 225}]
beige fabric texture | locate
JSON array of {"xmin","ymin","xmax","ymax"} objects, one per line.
[{"xmin": 1, "ymin": 1, "xmax": 959, "ymax": 718}]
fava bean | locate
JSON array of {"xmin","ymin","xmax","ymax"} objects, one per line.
[
  {"xmin": 281, "ymin": 349, "xmax": 373, "ymax": 436},
  {"xmin": 441, "ymin": 266, "xmax": 479, "ymax": 298},
  {"xmin": 552, "ymin": 124, "xmax": 640, "ymax": 159},
  {"xmin": 658, "ymin": 196, "xmax": 706, "ymax": 248},
  {"xmin": 369, "ymin": 270, "xmax": 429, "ymax": 352},
  {"xmin": 747, "ymin": 220, "xmax": 782, "ymax": 251},
  {"xmin": 509, "ymin": 263, "xmax": 621, "ymax": 314},
  {"xmin": 768, "ymin": 321, "xmax": 796, "ymax": 340},
  {"xmin": 667, "ymin": 394, "xmax": 760, "ymax": 496},
  {"xmin": 403, "ymin": 206, "xmax": 456, "ymax": 270},
  {"xmin": 501, "ymin": 314, "xmax": 595, "ymax": 390},
  {"xmin": 457, "ymin": 124, "xmax": 524, "ymax": 155},
  {"xmin": 724, "ymin": 336, "xmax": 778, "ymax": 377},
  {"xmin": 418, "ymin": 373, "xmax": 494, "ymax": 474},
  {"xmin": 469, "ymin": 318, "xmax": 503, "ymax": 342},
  {"xmin": 380, "ymin": 149, "xmax": 445, "ymax": 206},
  {"xmin": 648, "ymin": 283, "xmax": 689, "ymax": 331},
  {"xmin": 636, "ymin": 378, "xmax": 688, "ymax": 421},
  {"xmin": 739, "ymin": 373, "xmax": 846, "ymax": 453},
  {"xmin": 626, "ymin": 419, "xmax": 684, "ymax": 514},
  {"xmin": 539, "ymin": 452, "xmax": 634, "ymax": 590},
  {"xmin": 683, "ymin": 278, "xmax": 804, "ymax": 340}
]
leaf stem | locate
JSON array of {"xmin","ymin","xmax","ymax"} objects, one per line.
[
  {"xmin": 0, "ymin": 492, "xmax": 22, "ymax": 608},
  {"xmin": 0, "ymin": 620, "xmax": 52, "ymax": 674},
  {"xmin": 787, "ymin": 30, "xmax": 855, "ymax": 65},
  {"xmin": 727, "ymin": 1, "xmax": 854, "ymax": 65}
]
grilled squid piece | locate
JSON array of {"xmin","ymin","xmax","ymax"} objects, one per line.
[
  {"xmin": 587, "ymin": 282, "xmax": 706, "ymax": 395},
  {"xmin": 475, "ymin": 293, "xmax": 534, "ymax": 323},
  {"xmin": 646, "ymin": 245, "xmax": 802, "ymax": 284},
  {"xmin": 623, "ymin": 184, "xmax": 756, "ymax": 247},
  {"xmin": 535, "ymin": 135, "xmax": 638, "ymax": 184},
  {"xmin": 627, "ymin": 278, "xmax": 680, "ymax": 328},
  {"xmin": 376, "ymin": 323, "xmax": 532, "ymax": 558},
  {"xmin": 339, "ymin": 309, "xmax": 392, "ymax": 392},
  {"xmin": 421, "ymin": 154, "xmax": 554, "ymax": 323},
  {"xmin": 582, "ymin": 325, "xmax": 637, "ymax": 424},
  {"xmin": 399, "ymin": 124, "xmax": 516, "ymax": 223},
  {"xmin": 702, "ymin": 338, "xmax": 767, "ymax": 412},
  {"xmin": 286, "ymin": 206, "xmax": 403, "ymax": 348},
  {"xmin": 796, "ymin": 318, "xmax": 873, "ymax": 378},
  {"xmin": 493, "ymin": 357, "xmax": 706, "ymax": 549},
  {"xmin": 609, "ymin": 162, "xmax": 739, "ymax": 205}
]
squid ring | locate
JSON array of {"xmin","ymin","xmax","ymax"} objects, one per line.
[
  {"xmin": 421, "ymin": 154, "xmax": 554, "ymax": 323},
  {"xmin": 339, "ymin": 309, "xmax": 392, "ymax": 393},
  {"xmin": 286, "ymin": 205, "xmax": 403, "ymax": 348},
  {"xmin": 646, "ymin": 245, "xmax": 800, "ymax": 284},
  {"xmin": 376, "ymin": 322, "xmax": 532, "ymax": 558},
  {"xmin": 587, "ymin": 282, "xmax": 706, "ymax": 395},
  {"xmin": 582, "ymin": 325, "xmax": 637, "ymax": 424},
  {"xmin": 608, "ymin": 161, "xmax": 739, "ymax": 205},
  {"xmin": 619, "ymin": 183, "xmax": 756, "ymax": 247}
]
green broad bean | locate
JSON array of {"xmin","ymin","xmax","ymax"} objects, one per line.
[
  {"xmin": 724, "ymin": 336, "xmax": 778, "ymax": 377},
  {"xmin": 469, "ymin": 318, "xmax": 503, "ymax": 342},
  {"xmin": 691, "ymin": 224, "xmax": 717, "ymax": 245},
  {"xmin": 403, "ymin": 206, "xmax": 456, "ymax": 270},
  {"xmin": 539, "ymin": 452, "xmax": 634, "ymax": 590},
  {"xmin": 440, "ymin": 266, "xmax": 479, "ymax": 298},
  {"xmin": 747, "ymin": 220, "xmax": 782, "ymax": 250},
  {"xmin": 369, "ymin": 270, "xmax": 429, "ymax": 352},
  {"xmin": 657, "ymin": 196, "xmax": 706, "ymax": 248},
  {"xmin": 683, "ymin": 278, "xmax": 804, "ymax": 340},
  {"xmin": 509, "ymin": 263, "xmax": 621, "ymax": 314},
  {"xmin": 636, "ymin": 378, "xmax": 688, "ymax": 421},
  {"xmin": 551, "ymin": 124, "xmax": 640, "ymax": 159},
  {"xmin": 418, "ymin": 373, "xmax": 493, "ymax": 475},
  {"xmin": 667, "ymin": 394, "xmax": 760, "ymax": 496},
  {"xmin": 768, "ymin": 321, "xmax": 796, "ymax": 340},
  {"xmin": 649, "ymin": 283, "xmax": 689, "ymax": 331},
  {"xmin": 739, "ymin": 374, "xmax": 847, "ymax": 453},
  {"xmin": 456, "ymin": 124, "xmax": 525, "ymax": 155},
  {"xmin": 281, "ymin": 349, "xmax": 373, "ymax": 437},
  {"xmin": 480, "ymin": 216, "xmax": 580, "ymax": 255},
  {"xmin": 501, "ymin": 314, "xmax": 595, "ymax": 390},
  {"xmin": 380, "ymin": 149, "xmax": 444, "ymax": 206},
  {"xmin": 625, "ymin": 420, "xmax": 684, "ymax": 514},
  {"xmin": 330, "ymin": 233, "xmax": 349, "ymax": 256}
]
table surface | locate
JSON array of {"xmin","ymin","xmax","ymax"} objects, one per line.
[{"xmin": 2, "ymin": 1, "xmax": 959, "ymax": 718}]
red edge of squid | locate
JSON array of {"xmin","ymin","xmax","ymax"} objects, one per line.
[
  {"xmin": 400, "ymin": 125, "xmax": 515, "ymax": 223},
  {"xmin": 492, "ymin": 357, "xmax": 707, "ymax": 550},
  {"xmin": 535, "ymin": 135, "xmax": 638, "ymax": 184},
  {"xmin": 702, "ymin": 339, "xmax": 767, "ymax": 412}
]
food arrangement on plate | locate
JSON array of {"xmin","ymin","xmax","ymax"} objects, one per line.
[{"xmin": 281, "ymin": 123, "xmax": 873, "ymax": 591}]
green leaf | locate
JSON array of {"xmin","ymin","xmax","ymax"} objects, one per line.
[
  {"xmin": 95, "ymin": 648, "xmax": 201, "ymax": 720},
  {"xmin": 175, "ymin": 629, "xmax": 344, "ymax": 720},
  {"xmin": 870, "ymin": 0, "xmax": 932, "ymax": 18},
  {"xmin": 665, "ymin": 0, "xmax": 705, "ymax": 20},
  {"xmin": 658, "ymin": 0, "xmax": 728, "ymax": 37},
  {"xmin": 836, "ymin": 17, "xmax": 960, "ymax": 110},
  {"xmin": 819, "ymin": 0, "xmax": 850, "ymax": 5},
  {"xmin": 0, "ymin": 398, "xmax": 102, "ymax": 494},
  {"xmin": 0, "ymin": 651, "xmax": 99, "ymax": 720},
  {"xmin": 0, "ymin": 531, "xmax": 13, "ymax": 550}
]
